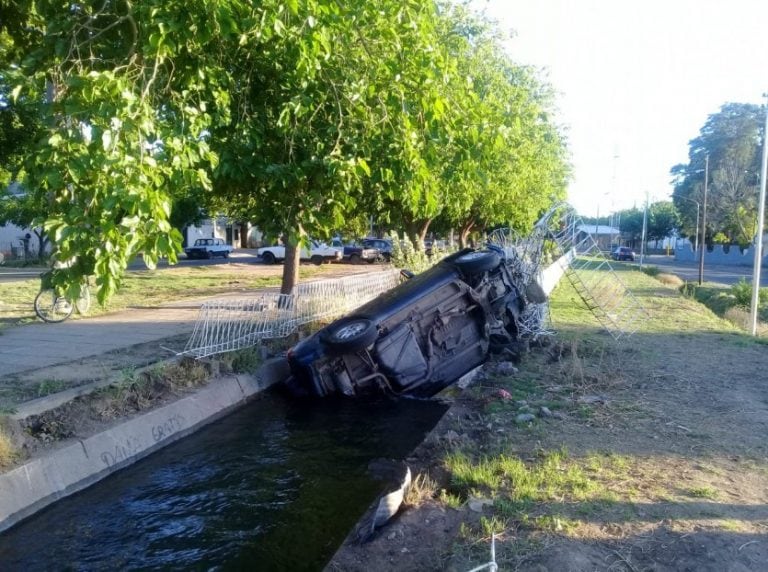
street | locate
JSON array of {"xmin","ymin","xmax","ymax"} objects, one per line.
[
  {"xmin": 633, "ymin": 254, "xmax": 768, "ymax": 287},
  {"xmin": 0, "ymin": 249, "xmax": 266, "ymax": 283}
]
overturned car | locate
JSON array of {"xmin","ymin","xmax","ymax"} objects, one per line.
[{"xmin": 284, "ymin": 247, "xmax": 541, "ymax": 399}]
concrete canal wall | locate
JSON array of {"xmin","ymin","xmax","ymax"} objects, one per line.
[{"xmin": 0, "ymin": 359, "xmax": 288, "ymax": 533}]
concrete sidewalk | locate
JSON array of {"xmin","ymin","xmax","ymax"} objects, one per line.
[{"xmin": 0, "ymin": 306, "xmax": 199, "ymax": 378}]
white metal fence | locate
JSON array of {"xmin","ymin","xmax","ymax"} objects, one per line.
[{"xmin": 182, "ymin": 269, "xmax": 402, "ymax": 358}]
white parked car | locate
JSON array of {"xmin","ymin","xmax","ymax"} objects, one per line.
[
  {"xmin": 257, "ymin": 240, "xmax": 343, "ymax": 265},
  {"xmin": 184, "ymin": 238, "xmax": 234, "ymax": 259}
]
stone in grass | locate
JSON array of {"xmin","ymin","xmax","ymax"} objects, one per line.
[
  {"xmin": 467, "ymin": 497, "xmax": 494, "ymax": 513},
  {"xmin": 495, "ymin": 361, "xmax": 519, "ymax": 376},
  {"xmin": 578, "ymin": 395, "xmax": 607, "ymax": 405},
  {"xmin": 539, "ymin": 406, "xmax": 553, "ymax": 418},
  {"xmin": 516, "ymin": 413, "xmax": 536, "ymax": 424}
]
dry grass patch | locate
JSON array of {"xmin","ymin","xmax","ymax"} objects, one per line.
[
  {"xmin": 0, "ymin": 426, "xmax": 16, "ymax": 468},
  {"xmin": 404, "ymin": 472, "xmax": 439, "ymax": 507},
  {"xmin": 657, "ymin": 273, "xmax": 684, "ymax": 287}
]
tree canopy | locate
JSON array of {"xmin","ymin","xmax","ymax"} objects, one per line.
[
  {"xmin": 1, "ymin": 0, "xmax": 570, "ymax": 300},
  {"xmin": 671, "ymin": 102, "xmax": 764, "ymax": 247}
]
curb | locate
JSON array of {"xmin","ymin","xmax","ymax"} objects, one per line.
[{"xmin": 0, "ymin": 357, "xmax": 290, "ymax": 533}]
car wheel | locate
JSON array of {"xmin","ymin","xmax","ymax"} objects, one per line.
[
  {"xmin": 320, "ymin": 317, "xmax": 379, "ymax": 354},
  {"xmin": 310, "ymin": 255, "xmax": 324, "ymax": 265},
  {"xmin": 261, "ymin": 251, "xmax": 276, "ymax": 264},
  {"xmin": 454, "ymin": 250, "xmax": 501, "ymax": 274},
  {"xmin": 349, "ymin": 253, "xmax": 361, "ymax": 265},
  {"xmin": 223, "ymin": 251, "xmax": 229, "ymax": 259},
  {"xmin": 207, "ymin": 250, "xmax": 214, "ymax": 259}
]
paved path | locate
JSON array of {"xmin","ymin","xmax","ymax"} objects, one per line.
[
  {"xmin": 0, "ymin": 264, "xmax": 383, "ymax": 379},
  {"xmin": 0, "ymin": 306, "xmax": 199, "ymax": 378}
]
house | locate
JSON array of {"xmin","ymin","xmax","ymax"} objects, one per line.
[
  {"xmin": 0, "ymin": 183, "xmax": 45, "ymax": 260},
  {"xmin": 575, "ymin": 224, "xmax": 621, "ymax": 251},
  {"xmin": 183, "ymin": 217, "xmax": 264, "ymax": 249}
]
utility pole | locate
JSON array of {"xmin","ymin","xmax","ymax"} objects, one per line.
[
  {"xmin": 698, "ymin": 154, "xmax": 709, "ymax": 285},
  {"xmin": 750, "ymin": 97, "xmax": 768, "ymax": 335},
  {"xmin": 640, "ymin": 192, "xmax": 648, "ymax": 269}
]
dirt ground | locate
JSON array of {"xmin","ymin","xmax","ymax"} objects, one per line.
[{"xmin": 328, "ymin": 318, "xmax": 768, "ymax": 570}]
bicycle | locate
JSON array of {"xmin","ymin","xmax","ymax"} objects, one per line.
[{"xmin": 34, "ymin": 274, "xmax": 92, "ymax": 323}]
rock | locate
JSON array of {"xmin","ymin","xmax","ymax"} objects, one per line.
[
  {"xmin": 387, "ymin": 532, "xmax": 397, "ymax": 540},
  {"xmin": 355, "ymin": 463, "xmax": 412, "ymax": 543},
  {"xmin": 539, "ymin": 406, "xmax": 553, "ymax": 418},
  {"xmin": 577, "ymin": 395, "xmax": 606, "ymax": 405},
  {"xmin": 443, "ymin": 430, "xmax": 460, "ymax": 443},
  {"xmin": 552, "ymin": 411, "xmax": 568, "ymax": 420},
  {"xmin": 516, "ymin": 413, "xmax": 536, "ymax": 423},
  {"xmin": 468, "ymin": 497, "xmax": 494, "ymax": 513},
  {"xmin": 515, "ymin": 400, "xmax": 528, "ymax": 407},
  {"xmin": 456, "ymin": 365, "xmax": 483, "ymax": 389},
  {"xmin": 495, "ymin": 361, "xmax": 519, "ymax": 376},
  {"xmin": 496, "ymin": 389, "xmax": 513, "ymax": 400}
]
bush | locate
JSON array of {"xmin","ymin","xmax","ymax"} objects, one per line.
[
  {"xmin": 640, "ymin": 266, "xmax": 660, "ymax": 277},
  {"xmin": 729, "ymin": 278, "xmax": 768, "ymax": 308}
]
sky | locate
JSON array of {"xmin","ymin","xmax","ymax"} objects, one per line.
[{"xmin": 475, "ymin": 0, "xmax": 768, "ymax": 217}]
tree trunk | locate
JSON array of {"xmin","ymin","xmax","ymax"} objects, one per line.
[
  {"xmin": 459, "ymin": 218, "xmax": 475, "ymax": 249},
  {"xmin": 281, "ymin": 243, "xmax": 301, "ymax": 295},
  {"xmin": 240, "ymin": 223, "xmax": 248, "ymax": 248},
  {"xmin": 34, "ymin": 229, "xmax": 48, "ymax": 260},
  {"xmin": 417, "ymin": 219, "xmax": 432, "ymax": 244}
]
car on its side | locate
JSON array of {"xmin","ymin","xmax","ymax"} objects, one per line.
[
  {"xmin": 184, "ymin": 238, "xmax": 234, "ymax": 259},
  {"xmin": 283, "ymin": 247, "xmax": 530, "ymax": 399},
  {"xmin": 611, "ymin": 246, "xmax": 635, "ymax": 261},
  {"xmin": 257, "ymin": 240, "xmax": 343, "ymax": 265}
]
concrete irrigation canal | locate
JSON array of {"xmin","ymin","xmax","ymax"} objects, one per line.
[{"xmin": 0, "ymin": 391, "xmax": 447, "ymax": 570}]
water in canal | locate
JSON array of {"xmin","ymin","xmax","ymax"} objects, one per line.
[{"xmin": 0, "ymin": 392, "xmax": 447, "ymax": 571}]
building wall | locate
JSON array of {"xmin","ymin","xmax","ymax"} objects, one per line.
[
  {"xmin": 675, "ymin": 242, "xmax": 768, "ymax": 266},
  {"xmin": 0, "ymin": 223, "xmax": 44, "ymax": 259}
]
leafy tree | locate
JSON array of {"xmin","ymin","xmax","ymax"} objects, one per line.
[
  {"xmin": 618, "ymin": 208, "xmax": 644, "ymax": 243},
  {"xmin": 3, "ymin": 0, "xmax": 232, "ymax": 301},
  {"xmin": 647, "ymin": 201, "xmax": 678, "ymax": 243},
  {"xmin": 671, "ymin": 103, "xmax": 764, "ymax": 247}
]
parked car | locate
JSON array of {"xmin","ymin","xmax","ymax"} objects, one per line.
[
  {"xmin": 184, "ymin": 238, "xmax": 233, "ymax": 259},
  {"xmin": 362, "ymin": 238, "xmax": 393, "ymax": 262},
  {"xmin": 611, "ymin": 246, "xmax": 635, "ymax": 261},
  {"xmin": 283, "ymin": 247, "xmax": 531, "ymax": 399},
  {"xmin": 331, "ymin": 238, "xmax": 380, "ymax": 264},
  {"xmin": 257, "ymin": 240, "xmax": 343, "ymax": 265}
]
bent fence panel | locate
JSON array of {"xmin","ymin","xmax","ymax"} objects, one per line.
[{"xmin": 182, "ymin": 269, "xmax": 401, "ymax": 358}]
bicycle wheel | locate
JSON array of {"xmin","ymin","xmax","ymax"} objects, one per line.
[
  {"xmin": 34, "ymin": 289, "xmax": 74, "ymax": 323},
  {"xmin": 75, "ymin": 285, "xmax": 91, "ymax": 315}
]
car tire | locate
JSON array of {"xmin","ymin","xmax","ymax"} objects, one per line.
[
  {"xmin": 454, "ymin": 250, "xmax": 501, "ymax": 274},
  {"xmin": 320, "ymin": 317, "xmax": 379, "ymax": 354},
  {"xmin": 261, "ymin": 251, "xmax": 276, "ymax": 264},
  {"xmin": 207, "ymin": 250, "xmax": 214, "ymax": 259},
  {"xmin": 310, "ymin": 255, "xmax": 324, "ymax": 265},
  {"xmin": 349, "ymin": 253, "xmax": 361, "ymax": 265}
]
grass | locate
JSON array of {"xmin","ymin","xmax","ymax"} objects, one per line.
[
  {"xmin": 687, "ymin": 486, "xmax": 720, "ymax": 500},
  {"xmin": 405, "ymin": 472, "xmax": 439, "ymax": 507},
  {"xmin": 679, "ymin": 281, "xmax": 768, "ymax": 334},
  {"xmin": 436, "ymin": 260, "xmax": 768, "ymax": 570},
  {"xmin": 0, "ymin": 263, "xmax": 331, "ymax": 330},
  {"xmin": 0, "ymin": 426, "xmax": 15, "ymax": 468},
  {"xmin": 445, "ymin": 448, "xmax": 597, "ymax": 503},
  {"xmin": 550, "ymin": 261, "xmax": 737, "ymax": 337}
]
